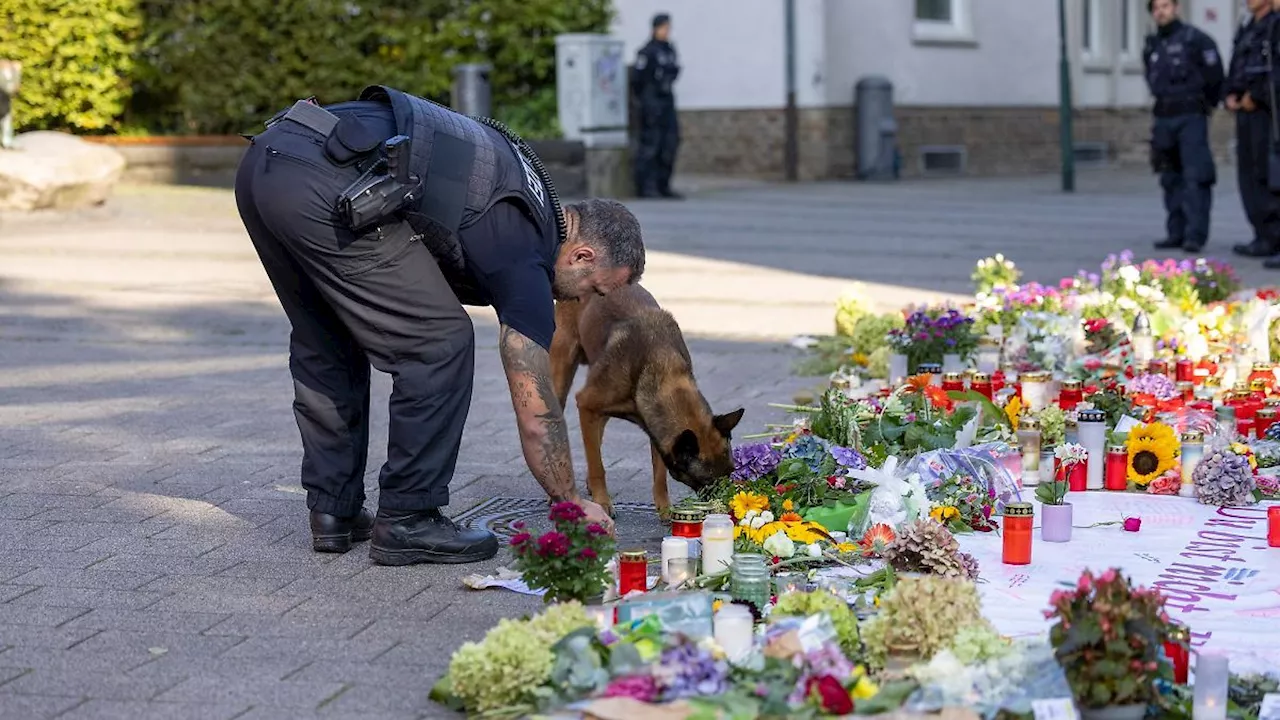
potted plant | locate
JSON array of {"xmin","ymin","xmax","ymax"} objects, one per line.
[
  {"xmin": 1039, "ymin": 443, "xmax": 1085, "ymax": 542},
  {"xmin": 510, "ymin": 502, "xmax": 616, "ymax": 604},
  {"xmin": 887, "ymin": 306, "xmax": 977, "ymax": 375},
  {"xmin": 1047, "ymin": 568, "xmax": 1174, "ymax": 719}
]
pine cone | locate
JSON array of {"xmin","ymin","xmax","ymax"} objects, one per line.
[{"xmin": 884, "ymin": 519, "xmax": 969, "ymax": 579}]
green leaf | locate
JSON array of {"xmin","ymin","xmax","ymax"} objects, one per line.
[{"xmin": 949, "ymin": 390, "xmax": 1011, "ymax": 429}]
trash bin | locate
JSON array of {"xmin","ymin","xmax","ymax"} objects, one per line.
[
  {"xmin": 451, "ymin": 63, "xmax": 493, "ymax": 118},
  {"xmin": 855, "ymin": 76, "xmax": 897, "ymax": 181}
]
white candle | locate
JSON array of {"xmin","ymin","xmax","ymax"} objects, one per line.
[
  {"xmin": 713, "ymin": 604, "xmax": 754, "ymax": 663},
  {"xmin": 701, "ymin": 514, "xmax": 735, "ymax": 573},
  {"xmin": 1193, "ymin": 652, "xmax": 1230, "ymax": 720},
  {"xmin": 1077, "ymin": 409, "xmax": 1107, "ymax": 491},
  {"xmin": 660, "ymin": 537, "xmax": 690, "ymax": 584}
]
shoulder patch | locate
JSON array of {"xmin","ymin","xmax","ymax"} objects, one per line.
[
  {"xmin": 1204, "ymin": 48, "xmax": 1219, "ymax": 66},
  {"xmin": 635, "ymin": 54, "xmax": 648, "ymax": 70}
]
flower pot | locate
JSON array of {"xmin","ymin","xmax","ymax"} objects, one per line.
[
  {"xmin": 1080, "ymin": 704, "xmax": 1148, "ymax": 720},
  {"xmin": 1041, "ymin": 503, "xmax": 1073, "ymax": 543},
  {"xmin": 942, "ymin": 353, "xmax": 964, "ymax": 373},
  {"xmin": 889, "ymin": 353, "xmax": 909, "ymax": 385}
]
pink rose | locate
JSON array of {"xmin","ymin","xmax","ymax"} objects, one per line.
[
  {"xmin": 1099, "ymin": 568, "xmax": 1118, "ymax": 584},
  {"xmin": 1078, "ymin": 571, "xmax": 1094, "ymax": 592},
  {"xmin": 1123, "ymin": 517, "xmax": 1142, "ymax": 532},
  {"xmin": 1148, "ymin": 470, "xmax": 1181, "ymax": 496}
]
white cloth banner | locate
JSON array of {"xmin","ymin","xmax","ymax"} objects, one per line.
[{"xmin": 953, "ymin": 493, "xmax": 1280, "ymax": 674}]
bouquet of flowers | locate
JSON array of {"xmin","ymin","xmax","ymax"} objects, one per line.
[
  {"xmin": 926, "ymin": 471, "xmax": 999, "ymax": 533},
  {"xmin": 887, "ymin": 306, "xmax": 978, "ymax": 373},
  {"xmin": 510, "ymin": 502, "xmax": 616, "ymax": 604}
]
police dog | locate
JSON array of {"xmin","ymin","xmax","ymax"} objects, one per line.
[{"xmin": 550, "ymin": 285, "xmax": 745, "ymax": 519}]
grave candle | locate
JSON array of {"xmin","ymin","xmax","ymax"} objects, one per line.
[
  {"xmin": 1192, "ymin": 652, "xmax": 1230, "ymax": 720},
  {"xmin": 713, "ymin": 603, "xmax": 754, "ymax": 663},
  {"xmin": 1001, "ymin": 502, "xmax": 1033, "ymax": 565},
  {"xmin": 1077, "ymin": 409, "xmax": 1108, "ymax": 490},
  {"xmin": 1180, "ymin": 430, "xmax": 1204, "ymax": 499},
  {"xmin": 618, "ymin": 549, "xmax": 649, "ymax": 596},
  {"xmin": 971, "ymin": 372, "xmax": 993, "ymax": 400},
  {"xmin": 1105, "ymin": 444, "xmax": 1129, "ymax": 491},
  {"xmin": 1269, "ymin": 506, "xmax": 1280, "ymax": 548},
  {"xmin": 701, "ymin": 514, "xmax": 735, "ymax": 573},
  {"xmin": 660, "ymin": 537, "xmax": 690, "ymax": 584}
]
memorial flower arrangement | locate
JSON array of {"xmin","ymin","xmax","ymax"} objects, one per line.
[
  {"xmin": 925, "ymin": 471, "xmax": 999, "ymax": 533},
  {"xmin": 510, "ymin": 502, "xmax": 616, "ymax": 604},
  {"xmin": 887, "ymin": 306, "xmax": 978, "ymax": 372},
  {"xmin": 1046, "ymin": 568, "xmax": 1175, "ymax": 711},
  {"xmin": 1193, "ymin": 439, "xmax": 1258, "ymax": 507}
]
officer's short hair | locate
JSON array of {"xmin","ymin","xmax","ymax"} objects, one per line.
[
  {"xmin": 567, "ymin": 198, "xmax": 646, "ymax": 281},
  {"xmin": 653, "ymin": 13, "xmax": 671, "ymax": 29},
  {"xmin": 1147, "ymin": 0, "xmax": 1176, "ymax": 12}
]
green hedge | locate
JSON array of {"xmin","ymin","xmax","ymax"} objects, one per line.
[
  {"xmin": 5, "ymin": 0, "xmax": 612, "ymax": 139},
  {"xmin": 0, "ymin": 0, "xmax": 142, "ymax": 133}
]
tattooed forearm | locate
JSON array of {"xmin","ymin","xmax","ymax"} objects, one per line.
[{"xmin": 499, "ymin": 325, "xmax": 578, "ymax": 502}]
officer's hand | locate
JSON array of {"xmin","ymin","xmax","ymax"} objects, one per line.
[
  {"xmin": 1243, "ymin": 93, "xmax": 1257, "ymax": 112},
  {"xmin": 1226, "ymin": 94, "xmax": 1241, "ymax": 111},
  {"xmin": 578, "ymin": 498, "xmax": 616, "ymax": 537}
]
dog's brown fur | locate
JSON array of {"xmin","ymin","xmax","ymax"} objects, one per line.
[{"xmin": 550, "ymin": 285, "xmax": 745, "ymax": 518}]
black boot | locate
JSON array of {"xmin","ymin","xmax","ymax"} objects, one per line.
[
  {"xmin": 1153, "ymin": 237, "xmax": 1184, "ymax": 250},
  {"xmin": 369, "ymin": 509, "xmax": 499, "ymax": 566},
  {"xmin": 1233, "ymin": 239, "xmax": 1276, "ymax": 257},
  {"xmin": 309, "ymin": 508, "xmax": 375, "ymax": 554},
  {"xmin": 1264, "ymin": 253, "xmax": 1280, "ymax": 270}
]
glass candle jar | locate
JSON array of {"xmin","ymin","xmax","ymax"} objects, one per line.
[
  {"xmin": 660, "ymin": 537, "xmax": 690, "ymax": 584},
  {"xmin": 1180, "ymin": 430, "xmax": 1204, "ymax": 498},
  {"xmin": 701, "ymin": 514, "xmax": 736, "ymax": 574},
  {"xmin": 1058, "ymin": 379, "xmax": 1082, "ymax": 411},
  {"xmin": 1216, "ymin": 405, "xmax": 1238, "ymax": 439},
  {"xmin": 729, "ymin": 553, "xmax": 771, "ymax": 611},
  {"xmin": 671, "ymin": 508, "xmax": 704, "ymax": 561},
  {"xmin": 941, "ymin": 372, "xmax": 965, "ymax": 393},
  {"xmin": 991, "ymin": 368, "xmax": 1006, "ymax": 395},
  {"xmin": 1256, "ymin": 408, "xmax": 1277, "ymax": 439},
  {"xmin": 1177, "ymin": 381, "xmax": 1195, "ymax": 403},
  {"xmin": 1002, "ymin": 502, "xmax": 1033, "ymax": 565},
  {"xmin": 1269, "ymin": 506, "xmax": 1280, "ymax": 548},
  {"xmin": 976, "ymin": 337, "xmax": 1000, "ymax": 374},
  {"xmin": 1192, "ymin": 652, "xmax": 1230, "ymax": 720},
  {"xmin": 1163, "ymin": 623, "xmax": 1191, "ymax": 684},
  {"xmin": 1149, "ymin": 359, "xmax": 1170, "ymax": 378},
  {"xmin": 1250, "ymin": 362, "xmax": 1275, "ymax": 391},
  {"xmin": 713, "ymin": 603, "xmax": 755, "ymax": 663},
  {"xmin": 1017, "ymin": 417, "xmax": 1042, "ymax": 487},
  {"xmin": 1105, "ymin": 444, "xmax": 1129, "ymax": 491},
  {"xmin": 1077, "ymin": 409, "xmax": 1107, "ymax": 490},
  {"xmin": 1064, "ymin": 416, "xmax": 1079, "ymax": 446},
  {"xmin": 1039, "ymin": 445, "xmax": 1056, "ymax": 487},
  {"xmin": 917, "ymin": 363, "xmax": 942, "ymax": 384},
  {"xmin": 1176, "ymin": 357, "xmax": 1194, "ymax": 383},
  {"xmin": 1020, "ymin": 371, "xmax": 1053, "ymax": 413},
  {"xmin": 618, "ymin": 549, "xmax": 649, "ymax": 595},
  {"xmin": 968, "ymin": 372, "xmax": 992, "ymax": 401}
]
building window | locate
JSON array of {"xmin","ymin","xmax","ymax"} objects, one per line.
[
  {"xmin": 915, "ymin": 0, "xmax": 953, "ymax": 23},
  {"xmin": 911, "ymin": 0, "xmax": 974, "ymax": 45}
]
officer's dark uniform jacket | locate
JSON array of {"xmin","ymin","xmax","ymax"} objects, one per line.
[
  {"xmin": 1226, "ymin": 13, "xmax": 1274, "ymax": 109},
  {"xmin": 1144, "ymin": 20, "xmax": 1224, "ymax": 116},
  {"xmin": 632, "ymin": 39, "xmax": 680, "ymax": 107},
  {"xmin": 354, "ymin": 85, "xmax": 563, "ymax": 306}
]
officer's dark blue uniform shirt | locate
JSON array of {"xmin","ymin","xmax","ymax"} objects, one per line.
[
  {"xmin": 632, "ymin": 39, "xmax": 680, "ymax": 104},
  {"xmin": 1227, "ymin": 12, "xmax": 1274, "ymax": 103},
  {"xmin": 1144, "ymin": 19, "xmax": 1224, "ymax": 116}
]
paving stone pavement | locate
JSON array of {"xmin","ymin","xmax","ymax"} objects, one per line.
[{"xmin": 0, "ymin": 167, "xmax": 1271, "ymax": 719}]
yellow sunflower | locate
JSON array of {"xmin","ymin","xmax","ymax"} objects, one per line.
[
  {"xmin": 783, "ymin": 521, "xmax": 832, "ymax": 545},
  {"xmin": 1005, "ymin": 395, "xmax": 1022, "ymax": 428},
  {"xmin": 1126, "ymin": 422, "xmax": 1179, "ymax": 486},
  {"xmin": 730, "ymin": 491, "xmax": 769, "ymax": 520}
]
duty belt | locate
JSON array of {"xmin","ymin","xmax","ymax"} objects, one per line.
[{"xmin": 265, "ymin": 99, "xmax": 340, "ymax": 137}]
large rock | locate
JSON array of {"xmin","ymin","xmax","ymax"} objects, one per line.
[{"xmin": 0, "ymin": 131, "xmax": 126, "ymax": 211}]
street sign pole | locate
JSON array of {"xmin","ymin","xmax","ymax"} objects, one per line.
[{"xmin": 1058, "ymin": 0, "xmax": 1076, "ymax": 192}]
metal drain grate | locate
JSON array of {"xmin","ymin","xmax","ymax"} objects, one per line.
[{"xmin": 455, "ymin": 497, "xmax": 662, "ymax": 540}]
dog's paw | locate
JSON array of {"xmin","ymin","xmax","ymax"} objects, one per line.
[{"xmin": 656, "ymin": 506, "xmax": 673, "ymax": 524}]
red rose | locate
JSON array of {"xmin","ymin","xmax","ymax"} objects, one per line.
[{"xmin": 806, "ymin": 675, "xmax": 853, "ymax": 715}]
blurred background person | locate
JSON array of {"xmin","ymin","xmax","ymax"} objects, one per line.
[{"xmin": 631, "ymin": 12, "xmax": 682, "ymax": 199}]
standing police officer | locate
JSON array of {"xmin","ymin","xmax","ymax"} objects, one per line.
[
  {"xmin": 1228, "ymin": 0, "xmax": 1280, "ymax": 260},
  {"xmin": 632, "ymin": 13, "xmax": 682, "ymax": 199},
  {"xmin": 235, "ymin": 88, "xmax": 642, "ymax": 564},
  {"xmin": 1145, "ymin": 0, "xmax": 1224, "ymax": 253}
]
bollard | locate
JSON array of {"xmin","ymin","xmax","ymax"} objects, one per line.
[
  {"xmin": 0, "ymin": 60, "xmax": 21, "ymax": 150},
  {"xmin": 451, "ymin": 63, "xmax": 493, "ymax": 118}
]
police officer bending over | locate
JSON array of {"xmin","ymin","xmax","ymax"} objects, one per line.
[
  {"xmin": 1227, "ymin": 0, "xmax": 1280, "ymax": 260},
  {"xmin": 632, "ymin": 13, "xmax": 683, "ymax": 199},
  {"xmin": 1146, "ymin": 0, "xmax": 1224, "ymax": 253},
  {"xmin": 235, "ymin": 87, "xmax": 642, "ymax": 564}
]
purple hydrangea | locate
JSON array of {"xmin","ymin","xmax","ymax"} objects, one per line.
[
  {"xmin": 731, "ymin": 442, "xmax": 782, "ymax": 481},
  {"xmin": 829, "ymin": 445, "xmax": 867, "ymax": 471},
  {"xmin": 1126, "ymin": 373, "xmax": 1179, "ymax": 401}
]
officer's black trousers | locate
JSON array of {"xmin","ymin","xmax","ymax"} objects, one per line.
[
  {"xmin": 234, "ymin": 121, "xmax": 476, "ymax": 517},
  {"xmin": 1236, "ymin": 109, "xmax": 1280, "ymax": 249},
  {"xmin": 1153, "ymin": 113, "xmax": 1216, "ymax": 247},
  {"xmin": 634, "ymin": 101, "xmax": 680, "ymax": 194}
]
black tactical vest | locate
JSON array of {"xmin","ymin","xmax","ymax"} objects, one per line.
[
  {"xmin": 357, "ymin": 85, "xmax": 563, "ymax": 303},
  {"xmin": 1147, "ymin": 24, "xmax": 1207, "ymax": 111}
]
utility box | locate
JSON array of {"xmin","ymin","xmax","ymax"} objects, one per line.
[
  {"xmin": 555, "ymin": 34, "xmax": 628, "ymax": 149},
  {"xmin": 855, "ymin": 76, "xmax": 898, "ymax": 181},
  {"xmin": 451, "ymin": 63, "xmax": 493, "ymax": 118}
]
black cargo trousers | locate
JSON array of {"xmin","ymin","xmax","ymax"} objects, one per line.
[{"xmin": 234, "ymin": 110, "xmax": 475, "ymax": 519}]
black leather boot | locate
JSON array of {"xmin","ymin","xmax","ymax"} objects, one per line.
[
  {"xmin": 369, "ymin": 509, "xmax": 499, "ymax": 566},
  {"xmin": 1153, "ymin": 237, "xmax": 1184, "ymax": 250},
  {"xmin": 309, "ymin": 508, "xmax": 375, "ymax": 554},
  {"xmin": 1233, "ymin": 239, "xmax": 1276, "ymax": 257}
]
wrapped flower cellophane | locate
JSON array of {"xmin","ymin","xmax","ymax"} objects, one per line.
[
  {"xmin": 899, "ymin": 442, "xmax": 1024, "ymax": 514},
  {"xmin": 902, "ymin": 640, "xmax": 1073, "ymax": 720}
]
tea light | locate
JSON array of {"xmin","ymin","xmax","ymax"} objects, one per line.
[
  {"xmin": 665, "ymin": 557, "xmax": 697, "ymax": 588},
  {"xmin": 713, "ymin": 603, "xmax": 754, "ymax": 663},
  {"xmin": 773, "ymin": 572, "xmax": 806, "ymax": 595},
  {"xmin": 1193, "ymin": 652, "xmax": 1230, "ymax": 720},
  {"xmin": 661, "ymin": 537, "xmax": 690, "ymax": 583}
]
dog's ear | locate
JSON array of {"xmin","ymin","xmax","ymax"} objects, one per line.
[
  {"xmin": 713, "ymin": 408, "xmax": 745, "ymax": 437},
  {"xmin": 673, "ymin": 429, "xmax": 699, "ymax": 459}
]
